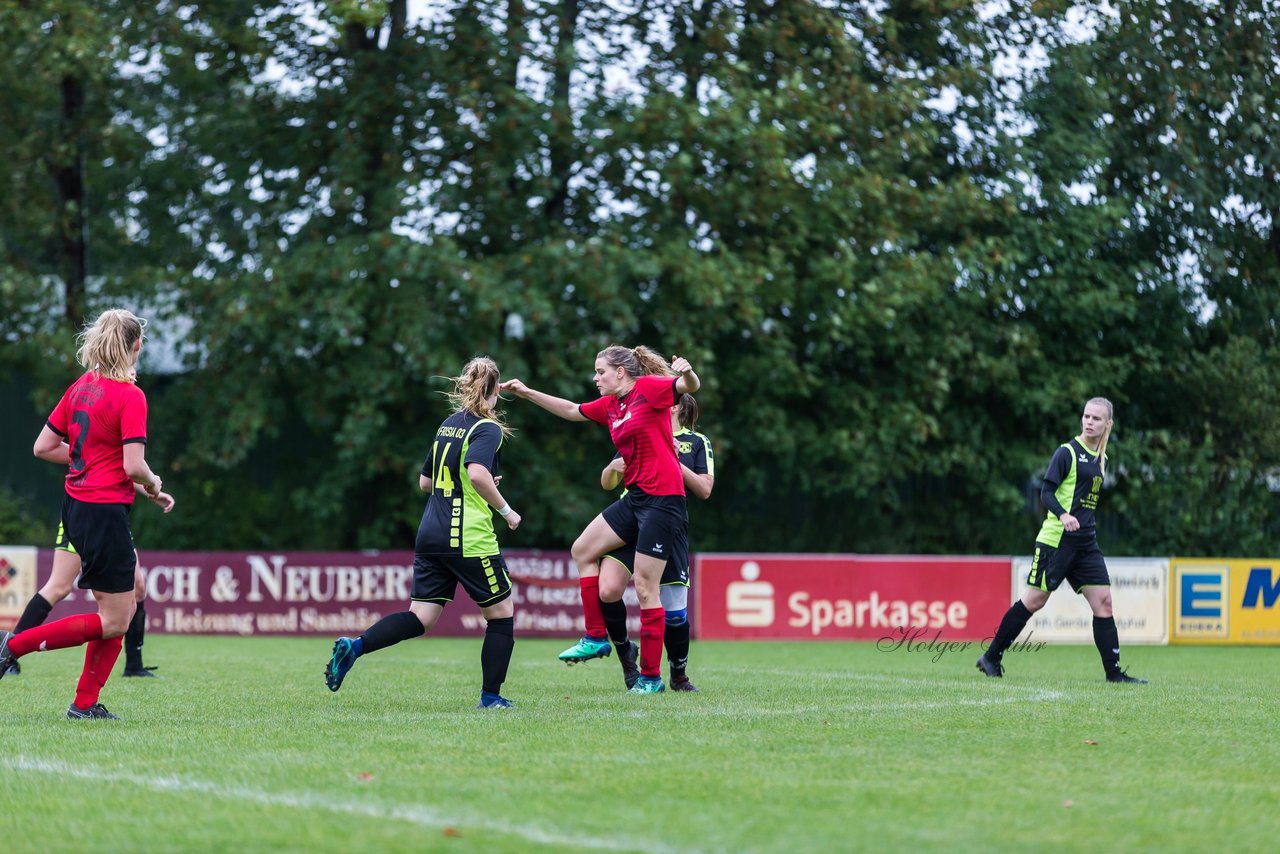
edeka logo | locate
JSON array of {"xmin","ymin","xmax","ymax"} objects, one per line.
[
  {"xmin": 1176, "ymin": 566, "xmax": 1227, "ymax": 639},
  {"xmin": 726, "ymin": 561, "xmax": 775, "ymax": 627}
]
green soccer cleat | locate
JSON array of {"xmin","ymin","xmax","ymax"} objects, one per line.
[
  {"xmin": 325, "ymin": 637, "xmax": 358, "ymax": 692},
  {"xmin": 558, "ymin": 636, "xmax": 612, "ymax": 664},
  {"xmin": 629, "ymin": 674, "xmax": 666, "ymax": 694}
]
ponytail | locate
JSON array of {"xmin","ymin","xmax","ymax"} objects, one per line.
[
  {"xmin": 598, "ymin": 344, "xmax": 677, "ymax": 379},
  {"xmin": 446, "ymin": 355, "xmax": 513, "ymax": 438},
  {"xmin": 76, "ymin": 309, "xmax": 146, "ymax": 382},
  {"xmin": 675, "ymin": 394, "xmax": 699, "ymax": 431},
  {"xmin": 632, "ymin": 346, "xmax": 678, "ymax": 378},
  {"xmin": 1086, "ymin": 396, "xmax": 1114, "ymax": 477}
]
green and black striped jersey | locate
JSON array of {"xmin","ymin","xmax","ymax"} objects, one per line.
[
  {"xmin": 1036, "ymin": 437, "xmax": 1105, "ymax": 547},
  {"xmin": 415, "ymin": 411, "xmax": 503, "ymax": 557}
]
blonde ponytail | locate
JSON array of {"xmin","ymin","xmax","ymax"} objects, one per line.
[
  {"xmin": 446, "ymin": 356, "xmax": 512, "ymax": 438},
  {"xmin": 1087, "ymin": 396, "xmax": 1114, "ymax": 477},
  {"xmin": 597, "ymin": 344, "xmax": 677, "ymax": 378},
  {"xmin": 76, "ymin": 309, "xmax": 146, "ymax": 382},
  {"xmin": 632, "ymin": 345, "xmax": 678, "ymax": 377}
]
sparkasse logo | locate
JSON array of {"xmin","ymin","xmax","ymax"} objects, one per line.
[{"xmin": 725, "ymin": 561, "xmax": 775, "ymax": 627}]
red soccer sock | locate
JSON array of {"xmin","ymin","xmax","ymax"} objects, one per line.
[
  {"xmin": 640, "ymin": 607, "xmax": 666, "ymax": 678},
  {"xmin": 73, "ymin": 635, "xmax": 123, "ymax": 710},
  {"xmin": 8, "ymin": 613, "xmax": 104, "ymax": 658},
  {"xmin": 579, "ymin": 576, "xmax": 607, "ymax": 638}
]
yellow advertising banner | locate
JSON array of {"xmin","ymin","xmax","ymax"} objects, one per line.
[
  {"xmin": 1171, "ymin": 558, "xmax": 1280, "ymax": 644},
  {"xmin": 0, "ymin": 545, "xmax": 38, "ymax": 631}
]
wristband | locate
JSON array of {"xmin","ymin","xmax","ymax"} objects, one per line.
[{"xmin": 497, "ymin": 503, "xmax": 513, "ymax": 517}]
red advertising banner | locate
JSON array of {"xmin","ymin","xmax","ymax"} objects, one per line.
[
  {"xmin": 33, "ymin": 549, "xmax": 630, "ymax": 638},
  {"xmin": 694, "ymin": 553, "xmax": 1011, "ymax": 642}
]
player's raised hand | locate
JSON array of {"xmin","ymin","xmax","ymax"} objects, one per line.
[
  {"xmin": 499, "ymin": 378, "xmax": 530, "ymax": 398},
  {"xmin": 671, "ymin": 355, "xmax": 692, "ymax": 374}
]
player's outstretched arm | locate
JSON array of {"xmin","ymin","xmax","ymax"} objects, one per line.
[{"xmin": 499, "ymin": 379, "xmax": 588, "ymax": 422}]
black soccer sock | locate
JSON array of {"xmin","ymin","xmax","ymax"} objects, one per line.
[
  {"xmin": 664, "ymin": 618, "xmax": 690, "ymax": 678},
  {"xmin": 481, "ymin": 616, "xmax": 515, "ymax": 695},
  {"xmin": 600, "ymin": 598, "xmax": 630, "ymax": 648},
  {"xmin": 12, "ymin": 593, "xmax": 54, "ymax": 635},
  {"xmin": 124, "ymin": 601, "xmax": 147, "ymax": 670},
  {"xmin": 359, "ymin": 611, "xmax": 426, "ymax": 655},
  {"xmin": 986, "ymin": 601, "xmax": 1034, "ymax": 661},
  {"xmin": 1093, "ymin": 615, "xmax": 1121, "ymax": 676}
]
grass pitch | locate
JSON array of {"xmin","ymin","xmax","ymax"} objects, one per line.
[{"xmin": 0, "ymin": 636, "xmax": 1275, "ymax": 852}]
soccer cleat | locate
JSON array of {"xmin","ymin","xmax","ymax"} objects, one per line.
[
  {"xmin": 975, "ymin": 655, "xmax": 1004, "ymax": 678},
  {"xmin": 0, "ymin": 631, "xmax": 15, "ymax": 681},
  {"xmin": 325, "ymin": 637, "xmax": 358, "ymax": 692},
  {"xmin": 618, "ymin": 641, "xmax": 640, "ymax": 690},
  {"xmin": 477, "ymin": 693, "xmax": 514, "ymax": 709},
  {"xmin": 669, "ymin": 674, "xmax": 699, "ymax": 692},
  {"xmin": 4, "ymin": 661, "xmax": 20, "ymax": 677},
  {"xmin": 558, "ymin": 636, "xmax": 612, "ymax": 664},
  {"xmin": 122, "ymin": 666, "xmax": 160, "ymax": 678},
  {"xmin": 628, "ymin": 674, "xmax": 666, "ymax": 694},
  {"xmin": 67, "ymin": 702, "xmax": 121, "ymax": 720},
  {"xmin": 1106, "ymin": 669, "xmax": 1148, "ymax": 684}
]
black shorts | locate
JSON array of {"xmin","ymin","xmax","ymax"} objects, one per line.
[
  {"xmin": 600, "ymin": 490, "xmax": 687, "ymax": 565},
  {"xmin": 602, "ymin": 521, "xmax": 691, "ymax": 587},
  {"xmin": 1026, "ymin": 539, "xmax": 1110, "ymax": 594},
  {"xmin": 413, "ymin": 552, "xmax": 513, "ymax": 608},
  {"xmin": 61, "ymin": 495, "xmax": 136, "ymax": 594}
]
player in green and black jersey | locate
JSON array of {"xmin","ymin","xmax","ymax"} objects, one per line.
[
  {"xmin": 598, "ymin": 394, "xmax": 715, "ymax": 691},
  {"xmin": 324, "ymin": 357, "xmax": 524, "ymax": 708},
  {"xmin": 977, "ymin": 397, "xmax": 1147, "ymax": 683}
]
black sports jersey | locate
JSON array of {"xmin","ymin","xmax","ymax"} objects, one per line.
[
  {"xmin": 416, "ymin": 411, "xmax": 503, "ymax": 557},
  {"xmin": 1036, "ymin": 437, "xmax": 1104, "ymax": 547},
  {"xmin": 675, "ymin": 428, "xmax": 714, "ymax": 478}
]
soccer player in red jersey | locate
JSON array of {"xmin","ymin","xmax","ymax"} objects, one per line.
[
  {"xmin": 0, "ymin": 309, "xmax": 167, "ymax": 719},
  {"xmin": 501, "ymin": 345, "xmax": 700, "ymax": 694},
  {"xmin": 598, "ymin": 394, "xmax": 715, "ymax": 692},
  {"xmin": 4, "ymin": 365, "xmax": 174, "ymax": 681}
]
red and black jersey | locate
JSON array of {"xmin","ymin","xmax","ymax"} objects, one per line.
[
  {"xmin": 46, "ymin": 371, "xmax": 148, "ymax": 504},
  {"xmin": 580, "ymin": 374, "xmax": 683, "ymax": 496}
]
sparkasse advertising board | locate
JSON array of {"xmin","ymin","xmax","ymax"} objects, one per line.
[{"xmin": 694, "ymin": 553, "xmax": 1009, "ymax": 641}]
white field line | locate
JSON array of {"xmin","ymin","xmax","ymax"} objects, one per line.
[
  {"xmin": 3, "ymin": 756, "xmax": 672, "ymax": 854},
  {"xmin": 609, "ymin": 688, "xmax": 1067, "ymax": 720},
  {"xmin": 695, "ymin": 667, "xmax": 1024, "ymax": 685}
]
